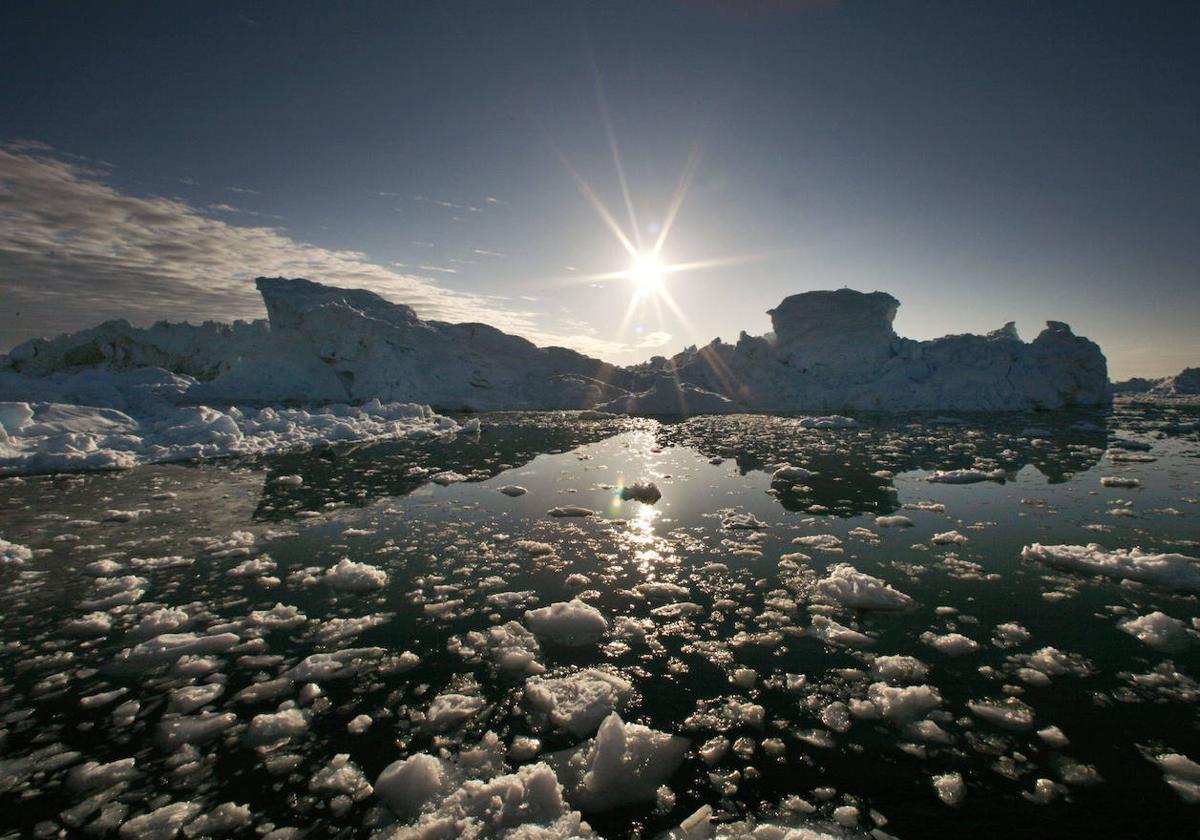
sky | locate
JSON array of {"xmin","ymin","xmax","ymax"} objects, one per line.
[{"xmin": 1, "ymin": 0, "xmax": 1197, "ymax": 379}]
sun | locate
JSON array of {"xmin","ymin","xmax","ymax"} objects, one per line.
[{"xmin": 630, "ymin": 253, "xmax": 662, "ymax": 293}]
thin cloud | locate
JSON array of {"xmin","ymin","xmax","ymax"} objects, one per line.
[{"xmin": 0, "ymin": 148, "xmax": 627, "ymax": 360}]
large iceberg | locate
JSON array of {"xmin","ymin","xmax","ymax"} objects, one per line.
[
  {"xmin": 635, "ymin": 289, "xmax": 1109, "ymax": 411},
  {"xmin": 3, "ymin": 278, "xmax": 1110, "ymax": 429}
]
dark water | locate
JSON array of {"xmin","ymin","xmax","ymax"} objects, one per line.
[{"xmin": 0, "ymin": 405, "xmax": 1197, "ymax": 839}]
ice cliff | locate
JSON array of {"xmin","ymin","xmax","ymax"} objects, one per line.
[{"xmin": 3, "ymin": 278, "xmax": 1109, "ymax": 423}]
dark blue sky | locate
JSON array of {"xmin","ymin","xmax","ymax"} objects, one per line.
[{"xmin": 2, "ymin": 0, "xmax": 1197, "ymax": 376}]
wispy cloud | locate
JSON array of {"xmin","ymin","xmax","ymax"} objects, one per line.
[
  {"xmin": 636, "ymin": 331, "xmax": 674, "ymax": 349},
  {"xmin": 0, "ymin": 148, "xmax": 627, "ymax": 359}
]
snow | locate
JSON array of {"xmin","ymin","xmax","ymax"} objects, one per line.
[
  {"xmin": 1021, "ymin": 543, "xmax": 1200, "ymax": 591},
  {"xmin": 549, "ymin": 713, "xmax": 690, "ymax": 811},
  {"xmin": 814, "ymin": 564, "xmax": 913, "ymax": 610},
  {"xmin": 525, "ymin": 600, "xmax": 609, "ymax": 646},
  {"xmin": 525, "ymin": 669, "xmax": 634, "ymax": 736}
]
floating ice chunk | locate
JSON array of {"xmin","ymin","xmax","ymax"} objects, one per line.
[
  {"xmin": 285, "ymin": 647, "xmax": 385, "ymax": 682},
  {"xmin": 634, "ymin": 581, "xmax": 690, "ymax": 602},
  {"xmin": 64, "ymin": 611, "xmax": 113, "ymax": 637},
  {"xmin": 1021, "ymin": 543, "xmax": 1200, "ymax": 591},
  {"xmin": 182, "ymin": 802, "xmax": 251, "ymax": 838},
  {"xmin": 119, "ymin": 801, "xmax": 202, "ymax": 840},
  {"xmin": 450, "ymin": 621, "xmax": 543, "ymax": 674},
  {"xmin": 309, "ymin": 754, "xmax": 373, "ymax": 803},
  {"xmin": 1037, "ymin": 726, "xmax": 1070, "ymax": 748},
  {"xmin": 347, "ymin": 714, "xmax": 372, "ymax": 734},
  {"xmin": 772, "ymin": 464, "xmax": 815, "ymax": 483},
  {"xmin": 798, "ymin": 415, "xmax": 859, "ymax": 429},
  {"xmin": 549, "ymin": 713, "xmax": 689, "ymax": 812},
  {"xmin": 525, "ymin": 599, "xmax": 608, "ymax": 646},
  {"xmin": 815, "ymin": 564, "xmax": 913, "ymax": 610},
  {"xmin": 377, "ymin": 757, "xmax": 591, "ymax": 837},
  {"xmin": 128, "ymin": 607, "xmax": 190, "ymax": 640},
  {"xmin": 1118, "ymin": 611, "xmax": 1190, "ymax": 650},
  {"xmin": 67, "ymin": 758, "xmax": 139, "ymax": 793},
  {"xmin": 315, "ymin": 612, "xmax": 393, "ymax": 645},
  {"xmin": 374, "ymin": 753, "xmax": 444, "ymax": 817},
  {"xmin": 875, "ymin": 515, "xmax": 913, "ymax": 528},
  {"xmin": 1148, "ymin": 752, "xmax": 1200, "ymax": 804},
  {"xmin": 619, "ymin": 480, "xmax": 662, "ymax": 504},
  {"xmin": 0, "ymin": 538, "xmax": 32, "ymax": 566},
  {"xmin": 932, "ymin": 772, "xmax": 965, "ymax": 806},
  {"xmin": 870, "ymin": 655, "xmax": 929, "ymax": 683},
  {"xmin": 932, "ymin": 530, "xmax": 968, "ymax": 545},
  {"xmin": 525, "ymin": 669, "xmax": 633, "ymax": 736},
  {"xmin": 498, "ymin": 485, "xmax": 528, "ymax": 497},
  {"xmin": 968, "ymin": 698, "xmax": 1035, "ymax": 731},
  {"xmin": 925, "ymin": 468, "xmax": 1005, "ymax": 484},
  {"xmin": 248, "ymin": 603, "xmax": 308, "ymax": 630},
  {"xmin": 323, "ymin": 557, "xmax": 388, "ymax": 592},
  {"xmin": 994, "ymin": 621, "xmax": 1031, "ymax": 644},
  {"xmin": 721, "ymin": 511, "xmax": 767, "ymax": 530},
  {"xmin": 1100, "ymin": 476, "xmax": 1141, "ymax": 488},
  {"xmin": 793, "ymin": 534, "xmax": 842, "ymax": 550},
  {"xmin": 156, "ymin": 712, "xmax": 238, "ymax": 751},
  {"xmin": 425, "ymin": 693, "xmax": 487, "ymax": 731},
  {"xmin": 431, "ymin": 470, "xmax": 467, "ymax": 486},
  {"xmin": 548, "ymin": 506, "xmax": 596, "ymax": 518},
  {"xmin": 167, "ymin": 683, "xmax": 224, "ymax": 714},
  {"xmin": 111, "ymin": 632, "xmax": 240, "ymax": 672},
  {"xmin": 867, "ymin": 682, "xmax": 942, "ymax": 722},
  {"xmin": 227, "ymin": 555, "xmax": 277, "ymax": 577},
  {"xmin": 809, "ymin": 615, "xmax": 874, "ymax": 648},
  {"xmin": 272, "ymin": 474, "xmax": 304, "ymax": 487},
  {"xmin": 921, "ymin": 632, "xmax": 980, "ymax": 656},
  {"xmin": 245, "ymin": 708, "xmax": 309, "ymax": 747}
]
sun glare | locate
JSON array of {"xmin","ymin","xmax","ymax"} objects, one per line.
[{"xmin": 630, "ymin": 253, "xmax": 662, "ymax": 293}]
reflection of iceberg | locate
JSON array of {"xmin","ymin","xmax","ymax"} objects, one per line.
[
  {"xmin": 657, "ymin": 413, "xmax": 1107, "ymax": 517},
  {"xmin": 252, "ymin": 412, "xmax": 621, "ymax": 521},
  {"xmin": 6, "ymin": 278, "xmax": 1107, "ymax": 416}
]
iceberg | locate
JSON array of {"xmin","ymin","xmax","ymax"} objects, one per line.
[{"xmin": 1, "ymin": 279, "xmax": 1112, "ymax": 471}]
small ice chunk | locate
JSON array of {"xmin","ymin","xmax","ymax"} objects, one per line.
[
  {"xmin": 525, "ymin": 669, "xmax": 633, "ymax": 736},
  {"xmin": 525, "ymin": 599, "xmax": 608, "ymax": 646},
  {"xmin": 323, "ymin": 557, "xmax": 388, "ymax": 592}
]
